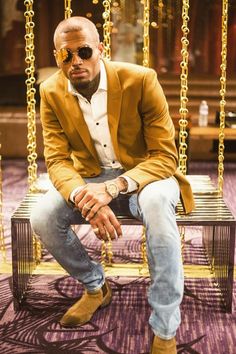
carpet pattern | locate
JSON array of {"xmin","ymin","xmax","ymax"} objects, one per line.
[
  {"xmin": 0, "ymin": 273, "xmax": 235, "ymax": 354},
  {"xmin": 0, "ymin": 160, "xmax": 236, "ymax": 353}
]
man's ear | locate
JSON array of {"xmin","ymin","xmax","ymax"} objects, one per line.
[
  {"xmin": 98, "ymin": 42, "xmax": 104, "ymax": 57},
  {"xmin": 53, "ymin": 49, "xmax": 61, "ymax": 68}
]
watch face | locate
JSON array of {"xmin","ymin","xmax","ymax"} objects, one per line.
[
  {"xmin": 106, "ymin": 182, "xmax": 119, "ymax": 198},
  {"xmin": 109, "ymin": 185, "xmax": 117, "ymax": 195}
]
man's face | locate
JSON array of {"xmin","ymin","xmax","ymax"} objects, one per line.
[{"xmin": 54, "ymin": 29, "xmax": 103, "ymax": 89}]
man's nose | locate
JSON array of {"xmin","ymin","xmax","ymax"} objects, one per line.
[{"xmin": 71, "ymin": 52, "xmax": 83, "ymax": 65}]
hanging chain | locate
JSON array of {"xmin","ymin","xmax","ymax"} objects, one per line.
[
  {"xmin": 64, "ymin": 0, "xmax": 72, "ymax": 19},
  {"xmin": 101, "ymin": 236, "xmax": 113, "ymax": 269},
  {"xmin": 102, "ymin": 0, "xmax": 112, "ymax": 60},
  {"xmin": 178, "ymin": 0, "xmax": 190, "ymax": 175},
  {"xmin": 142, "ymin": 0, "xmax": 150, "ymax": 67},
  {"xmin": 141, "ymin": 227, "xmax": 148, "ymax": 266},
  {"xmin": 158, "ymin": 0, "xmax": 164, "ymax": 25},
  {"xmin": 100, "ymin": 1, "xmax": 113, "ymax": 268},
  {"xmin": 218, "ymin": 0, "xmax": 228, "ymax": 196},
  {"xmin": 179, "ymin": 226, "xmax": 185, "ymax": 263},
  {"xmin": 0, "ymin": 152, "xmax": 6, "ymax": 263},
  {"xmin": 24, "ymin": 0, "xmax": 38, "ymax": 192}
]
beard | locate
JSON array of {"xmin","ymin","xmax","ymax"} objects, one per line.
[
  {"xmin": 71, "ymin": 72, "xmax": 100, "ymax": 96},
  {"xmin": 77, "ymin": 80, "xmax": 91, "ymax": 89}
]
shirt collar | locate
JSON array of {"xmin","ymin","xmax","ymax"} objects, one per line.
[{"xmin": 68, "ymin": 60, "xmax": 107, "ymax": 97}]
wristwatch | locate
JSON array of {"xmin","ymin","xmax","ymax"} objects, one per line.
[{"xmin": 104, "ymin": 181, "xmax": 120, "ymax": 199}]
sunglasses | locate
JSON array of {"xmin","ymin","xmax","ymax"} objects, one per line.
[{"xmin": 54, "ymin": 46, "xmax": 93, "ymax": 64}]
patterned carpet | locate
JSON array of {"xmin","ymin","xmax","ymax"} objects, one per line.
[{"xmin": 0, "ymin": 159, "xmax": 235, "ymax": 353}]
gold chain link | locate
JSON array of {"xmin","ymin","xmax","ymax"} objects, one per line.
[
  {"xmin": 106, "ymin": 238, "xmax": 113, "ymax": 265},
  {"xmin": 102, "ymin": 0, "xmax": 112, "ymax": 60},
  {"xmin": 158, "ymin": 0, "xmax": 164, "ymax": 24},
  {"xmin": 218, "ymin": 0, "xmax": 228, "ymax": 196},
  {"xmin": 64, "ymin": 0, "xmax": 72, "ymax": 19},
  {"xmin": 101, "ymin": 237, "xmax": 113, "ymax": 269},
  {"xmin": 101, "ymin": 1, "xmax": 112, "ymax": 267},
  {"xmin": 142, "ymin": 0, "xmax": 150, "ymax": 67},
  {"xmin": 178, "ymin": 0, "xmax": 190, "ymax": 175},
  {"xmin": 24, "ymin": 0, "xmax": 38, "ymax": 192},
  {"xmin": 0, "ymin": 152, "xmax": 6, "ymax": 263},
  {"xmin": 179, "ymin": 226, "xmax": 185, "ymax": 263},
  {"xmin": 101, "ymin": 240, "xmax": 107, "ymax": 269},
  {"xmin": 141, "ymin": 227, "xmax": 148, "ymax": 266}
]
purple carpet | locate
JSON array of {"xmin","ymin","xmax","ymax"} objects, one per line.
[{"xmin": 0, "ymin": 159, "xmax": 236, "ymax": 353}]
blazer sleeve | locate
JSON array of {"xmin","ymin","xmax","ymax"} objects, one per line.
[
  {"xmin": 40, "ymin": 83, "xmax": 86, "ymax": 200},
  {"xmin": 123, "ymin": 68, "xmax": 178, "ymax": 191}
]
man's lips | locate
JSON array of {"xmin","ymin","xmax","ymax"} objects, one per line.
[{"xmin": 71, "ymin": 69, "xmax": 88, "ymax": 77}]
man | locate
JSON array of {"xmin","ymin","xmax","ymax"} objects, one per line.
[{"xmin": 30, "ymin": 16, "xmax": 194, "ymax": 354}]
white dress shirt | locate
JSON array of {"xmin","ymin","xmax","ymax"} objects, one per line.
[{"xmin": 68, "ymin": 60, "xmax": 138, "ymax": 201}]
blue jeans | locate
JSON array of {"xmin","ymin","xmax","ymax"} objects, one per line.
[{"xmin": 30, "ymin": 169, "xmax": 183, "ymax": 340}]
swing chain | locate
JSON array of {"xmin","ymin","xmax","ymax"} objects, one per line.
[
  {"xmin": 64, "ymin": 0, "xmax": 72, "ymax": 19},
  {"xmin": 142, "ymin": 0, "xmax": 150, "ymax": 67},
  {"xmin": 102, "ymin": 0, "xmax": 112, "ymax": 60},
  {"xmin": 178, "ymin": 0, "xmax": 190, "ymax": 176},
  {"xmin": 24, "ymin": 0, "xmax": 38, "ymax": 193},
  {"xmin": 218, "ymin": 0, "xmax": 228, "ymax": 196}
]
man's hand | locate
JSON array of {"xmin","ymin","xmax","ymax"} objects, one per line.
[
  {"xmin": 89, "ymin": 205, "xmax": 122, "ymax": 241},
  {"xmin": 74, "ymin": 182, "xmax": 112, "ymax": 221},
  {"xmin": 74, "ymin": 178, "xmax": 127, "ymax": 221}
]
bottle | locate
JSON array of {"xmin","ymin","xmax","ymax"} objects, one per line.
[{"xmin": 198, "ymin": 100, "xmax": 209, "ymax": 127}]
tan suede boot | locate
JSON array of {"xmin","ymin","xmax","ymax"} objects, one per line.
[
  {"xmin": 150, "ymin": 336, "xmax": 177, "ymax": 354},
  {"xmin": 60, "ymin": 280, "xmax": 112, "ymax": 327}
]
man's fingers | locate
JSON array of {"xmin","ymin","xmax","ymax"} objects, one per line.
[
  {"xmin": 89, "ymin": 206, "xmax": 122, "ymax": 240},
  {"xmin": 85, "ymin": 203, "xmax": 102, "ymax": 221},
  {"xmin": 92, "ymin": 223, "xmax": 109, "ymax": 241},
  {"xmin": 108, "ymin": 213, "xmax": 123, "ymax": 238}
]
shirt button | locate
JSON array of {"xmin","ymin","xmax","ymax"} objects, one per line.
[
  {"xmin": 112, "ymin": 161, "xmax": 115, "ymax": 164},
  {"xmin": 103, "ymin": 144, "xmax": 107, "ymax": 147},
  {"xmin": 96, "ymin": 122, "xmax": 99, "ymax": 125}
]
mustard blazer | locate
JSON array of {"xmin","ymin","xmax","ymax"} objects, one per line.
[{"xmin": 40, "ymin": 59, "xmax": 195, "ymax": 213}]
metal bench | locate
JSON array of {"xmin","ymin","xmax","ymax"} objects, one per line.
[{"xmin": 11, "ymin": 175, "xmax": 235, "ymax": 312}]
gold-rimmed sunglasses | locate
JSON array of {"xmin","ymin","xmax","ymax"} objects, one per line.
[{"xmin": 54, "ymin": 45, "xmax": 93, "ymax": 64}]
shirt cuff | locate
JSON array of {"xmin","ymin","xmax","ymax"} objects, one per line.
[
  {"xmin": 120, "ymin": 176, "xmax": 138, "ymax": 194},
  {"xmin": 70, "ymin": 185, "xmax": 85, "ymax": 203}
]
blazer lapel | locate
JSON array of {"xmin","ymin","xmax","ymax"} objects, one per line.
[
  {"xmin": 62, "ymin": 61, "xmax": 123, "ymax": 162},
  {"xmin": 104, "ymin": 60, "xmax": 123, "ymax": 161},
  {"xmin": 63, "ymin": 82, "xmax": 99, "ymax": 161}
]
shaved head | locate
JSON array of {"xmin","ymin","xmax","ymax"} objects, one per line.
[
  {"xmin": 54, "ymin": 16, "xmax": 100, "ymax": 49},
  {"xmin": 53, "ymin": 16, "xmax": 103, "ymax": 98}
]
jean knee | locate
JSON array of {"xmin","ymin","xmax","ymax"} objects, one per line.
[
  {"xmin": 30, "ymin": 202, "xmax": 50, "ymax": 238},
  {"xmin": 140, "ymin": 189, "xmax": 171, "ymax": 216}
]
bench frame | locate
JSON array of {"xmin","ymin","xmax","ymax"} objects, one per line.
[{"xmin": 11, "ymin": 176, "xmax": 236, "ymax": 312}]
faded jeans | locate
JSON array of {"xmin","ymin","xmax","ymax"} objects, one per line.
[{"xmin": 30, "ymin": 169, "xmax": 183, "ymax": 340}]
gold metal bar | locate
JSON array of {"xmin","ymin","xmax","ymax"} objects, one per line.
[{"xmin": 0, "ymin": 153, "xmax": 6, "ymax": 263}]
